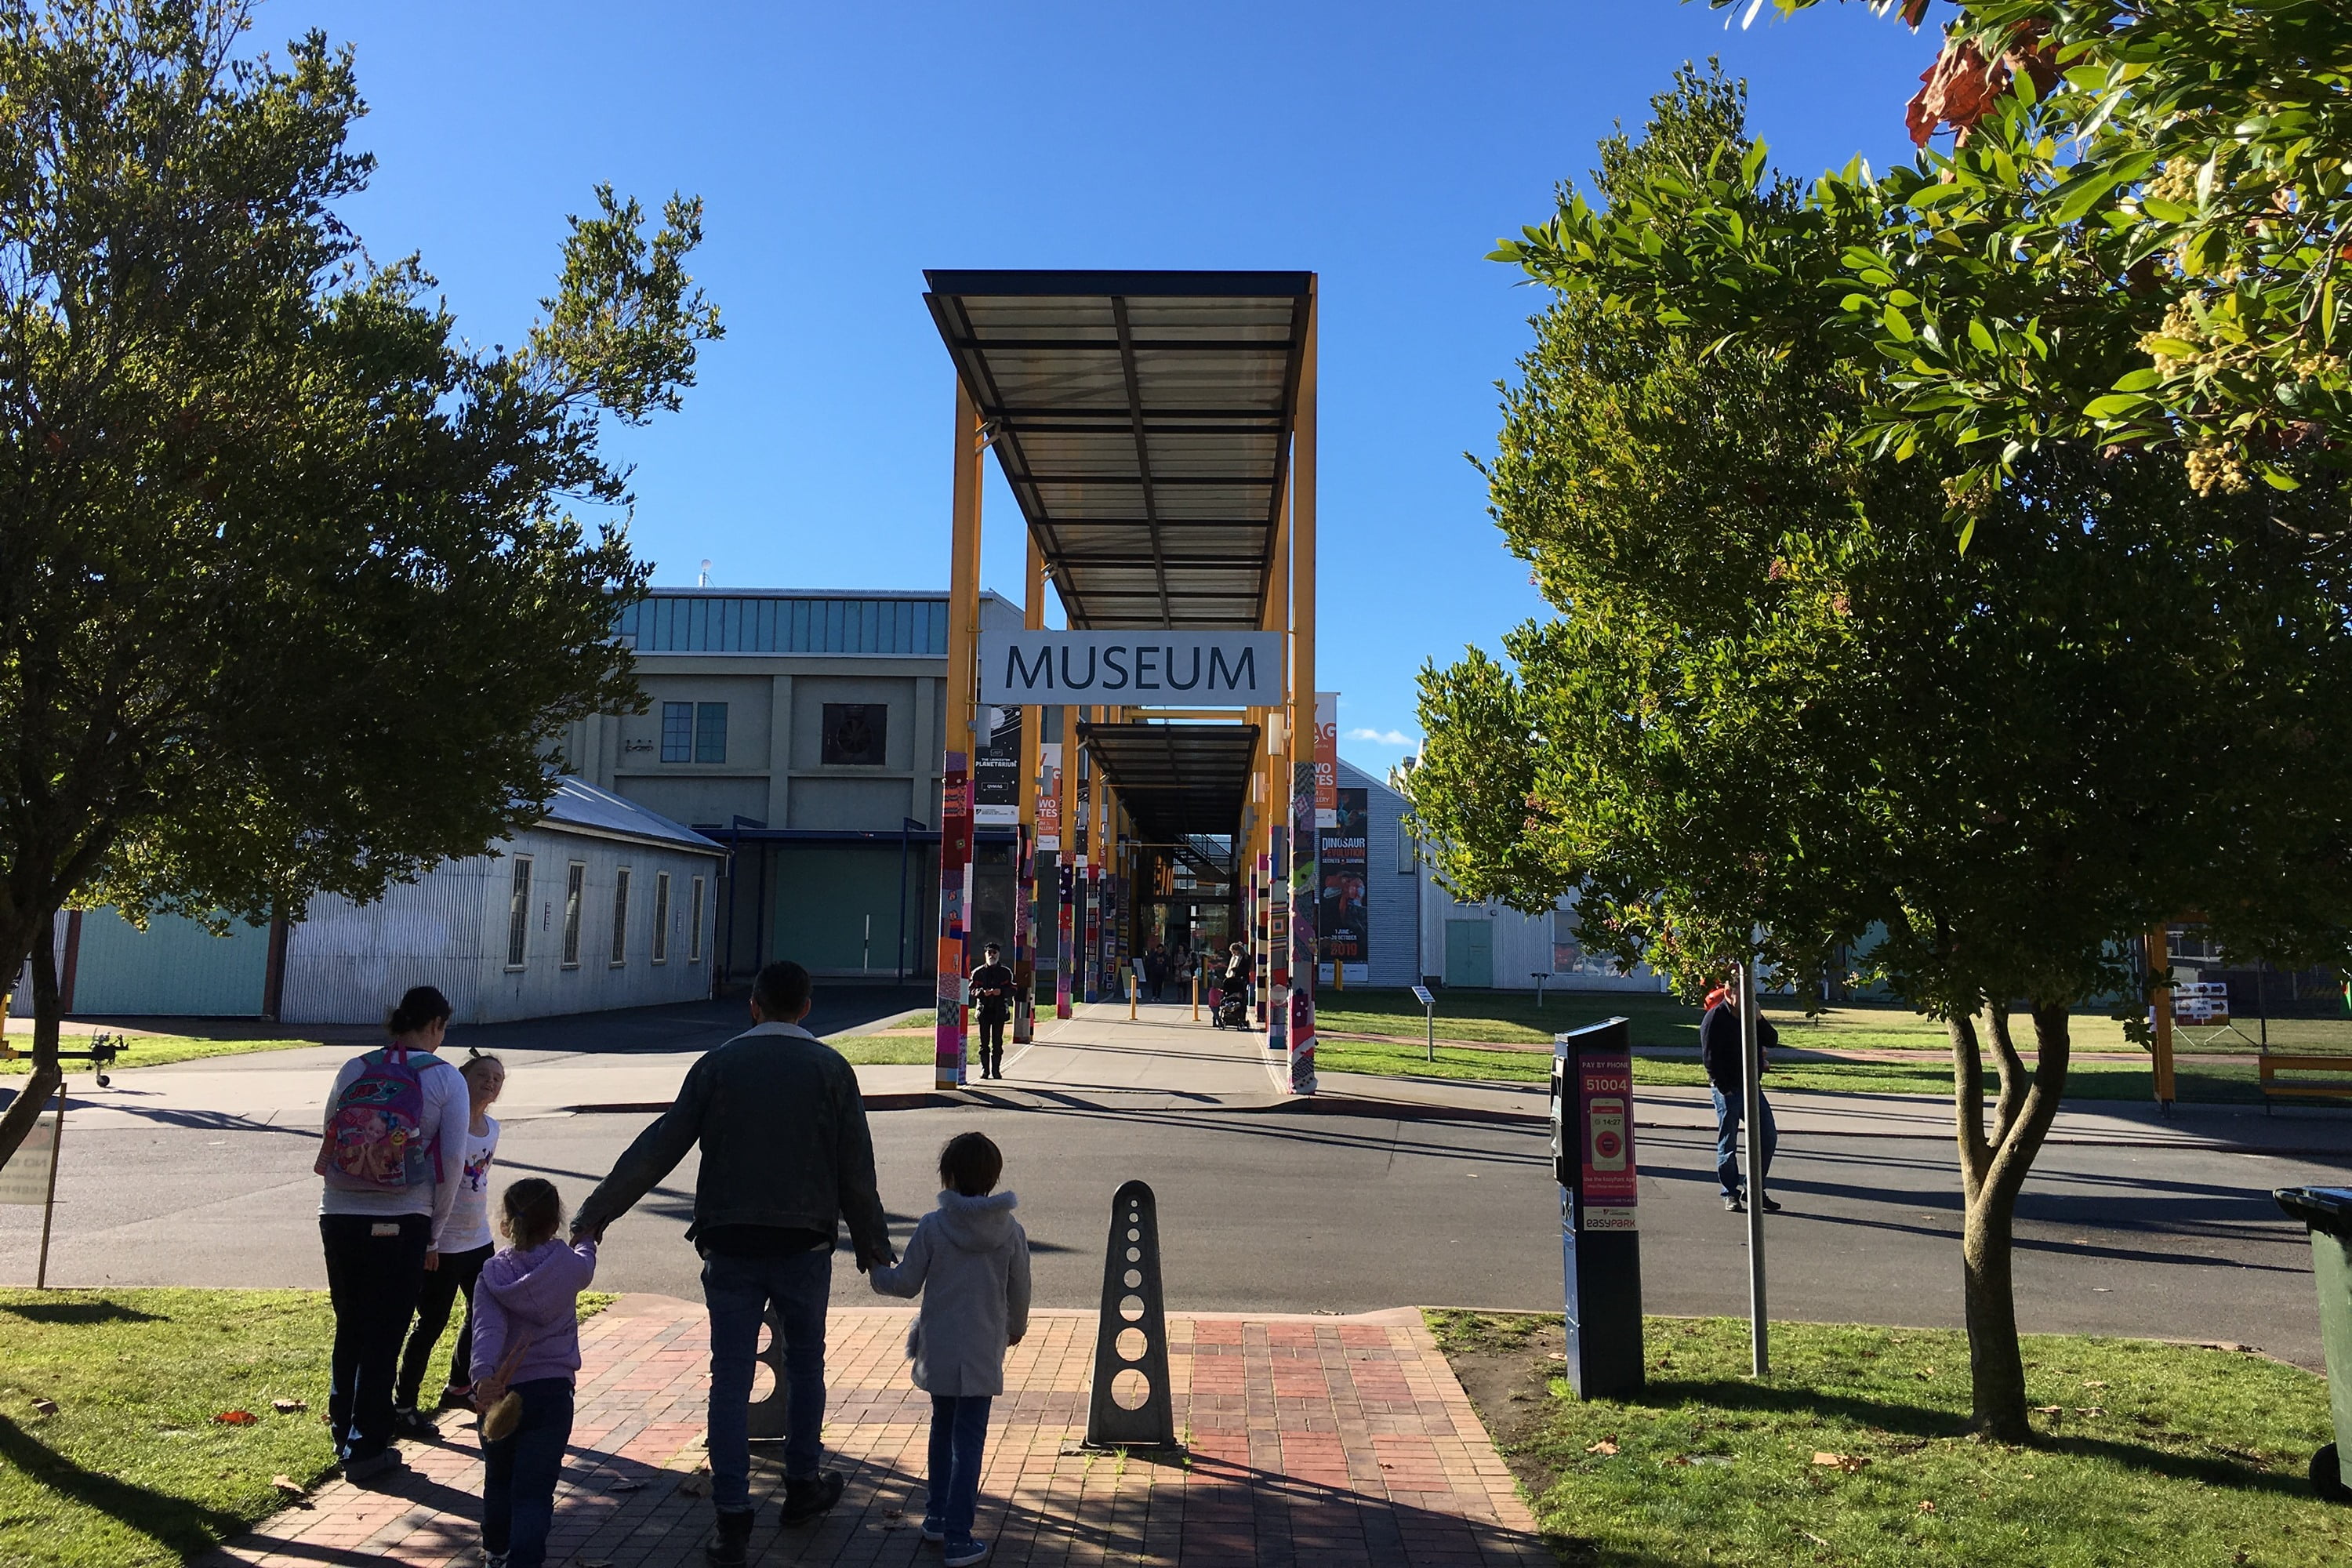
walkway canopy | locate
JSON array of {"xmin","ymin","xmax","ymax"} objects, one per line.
[{"xmin": 924, "ymin": 270, "xmax": 1313, "ymax": 633}]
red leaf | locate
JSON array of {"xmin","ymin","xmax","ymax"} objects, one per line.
[{"xmin": 212, "ymin": 1410, "xmax": 258, "ymax": 1425}]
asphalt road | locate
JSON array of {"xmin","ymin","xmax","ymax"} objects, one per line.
[{"xmin": 3, "ymin": 1095, "xmax": 2343, "ymax": 1368}]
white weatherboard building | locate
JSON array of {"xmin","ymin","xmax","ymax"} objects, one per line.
[{"xmin": 13, "ymin": 779, "xmax": 724, "ymax": 1025}]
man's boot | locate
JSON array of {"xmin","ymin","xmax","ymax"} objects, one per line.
[
  {"xmin": 706, "ymin": 1506, "xmax": 756, "ymax": 1566},
  {"xmin": 782, "ymin": 1469, "xmax": 846, "ymax": 1525}
]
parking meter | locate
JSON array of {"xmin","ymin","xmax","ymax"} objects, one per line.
[{"xmin": 1552, "ymin": 1016, "xmax": 1644, "ymax": 1399}]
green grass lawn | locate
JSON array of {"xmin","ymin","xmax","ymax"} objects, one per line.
[
  {"xmin": 0, "ymin": 1032, "xmax": 330, "ymax": 1075},
  {"xmin": 0, "ymin": 1287, "xmax": 613, "ymax": 1568},
  {"xmin": 1428, "ymin": 1311, "xmax": 2347, "ymax": 1567},
  {"xmin": 1313, "ymin": 1033, "xmax": 2292, "ymax": 1102},
  {"xmin": 830, "ymin": 1033, "xmax": 935, "ymax": 1065}
]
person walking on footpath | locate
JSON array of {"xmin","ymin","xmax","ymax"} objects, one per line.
[
  {"xmin": 1700, "ymin": 979, "xmax": 1781, "ymax": 1214},
  {"xmin": 1143, "ymin": 939, "xmax": 1169, "ymax": 1004},
  {"xmin": 314, "ymin": 985, "xmax": 473, "ymax": 1484},
  {"xmin": 968, "ymin": 942, "xmax": 1014, "ymax": 1080},
  {"xmin": 470, "ymin": 1177, "xmax": 597, "ymax": 1568},
  {"xmin": 392, "ymin": 1051, "xmax": 506, "ymax": 1435},
  {"xmin": 571, "ymin": 960, "xmax": 895, "ymax": 1566},
  {"xmin": 868, "ymin": 1132, "xmax": 1031, "ymax": 1568}
]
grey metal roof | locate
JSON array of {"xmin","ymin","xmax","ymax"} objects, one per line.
[
  {"xmin": 924, "ymin": 270, "xmax": 1312, "ymax": 631},
  {"xmin": 540, "ymin": 777, "xmax": 726, "ymax": 856}
]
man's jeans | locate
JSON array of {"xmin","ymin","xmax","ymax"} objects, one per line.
[
  {"xmin": 703, "ymin": 1246, "xmax": 831, "ymax": 1509},
  {"xmin": 927, "ymin": 1394, "xmax": 992, "ymax": 1539},
  {"xmin": 1711, "ymin": 1086, "xmax": 1778, "ymax": 1199},
  {"xmin": 318, "ymin": 1213, "xmax": 430, "ymax": 1461},
  {"xmin": 481, "ymin": 1377, "xmax": 574, "ymax": 1568}
]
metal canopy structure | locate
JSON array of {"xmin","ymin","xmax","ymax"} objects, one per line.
[
  {"xmin": 924, "ymin": 269, "xmax": 1312, "ymax": 631},
  {"xmin": 1079, "ymin": 720, "xmax": 1261, "ymax": 843}
]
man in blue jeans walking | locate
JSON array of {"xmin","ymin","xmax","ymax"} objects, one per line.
[
  {"xmin": 1698, "ymin": 980, "xmax": 1783, "ymax": 1214},
  {"xmin": 573, "ymin": 960, "xmax": 895, "ymax": 1566}
]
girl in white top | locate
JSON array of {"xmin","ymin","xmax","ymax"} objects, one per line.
[{"xmin": 393, "ymin": 1051, "xmax": 506, "ymax": 1433}]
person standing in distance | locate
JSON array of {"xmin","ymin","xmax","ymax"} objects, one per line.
[
  {"xmin": 315, "ymin": 985, "xmax": 474, "ymax": 1484},
  {"xmin": 570, "ymin": 960, "xmax": 894, "ymax": 1566},
  {"xmin": 968, "ymin": 942, "xmax": 1014, "ymax": 1081},
  {"xmin": 1699, "ymin": 979, "xmax": 1782, "ymax": 1214}
]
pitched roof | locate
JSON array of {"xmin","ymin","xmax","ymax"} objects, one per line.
[{"xmin": 539, "ymin": 776, "xmax": 726, "ymax": 856}]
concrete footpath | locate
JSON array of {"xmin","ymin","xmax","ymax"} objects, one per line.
[{"xmin": 198, "ymin": 1295, "xmax": 1548, "ymax": 1568}]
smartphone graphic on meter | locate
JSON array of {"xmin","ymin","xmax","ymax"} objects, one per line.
[{"xmin": 1588, "ymin": 1096, "xmax": 1628, "ymax": 1172}]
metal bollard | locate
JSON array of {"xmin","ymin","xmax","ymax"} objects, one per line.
[
  {"xmin": 744, "ymin": 1305, "xmax": 789, "ymax": 1441},
  {"xmin": 1129, "ymin": 972, "xmax": 1138, "ymax": 1020},
  {"xmin": 1083, "ymin": 1180, "xmax": 1177, "ymax": 1450},
  {"xmin": 1192, "ymin": 974, "xmax": 1200, "ymax": 1022}
]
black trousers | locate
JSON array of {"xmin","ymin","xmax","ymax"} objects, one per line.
[
  {"xmin": 976, "ymin": 1011, "xmax": 1007, "ymax": 1076},
  {"xmin": 320, "ymin": 1212, "xmax": 430, "ymax": 1462},
  {"xmin": 395, "ymin": 1240, "xmax": 494, "ymax": 1408}
]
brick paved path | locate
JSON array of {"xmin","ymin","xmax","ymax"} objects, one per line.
[{"xmin": 200, "ymin": 1296, "xmax": 1550, "ymax": 1568}]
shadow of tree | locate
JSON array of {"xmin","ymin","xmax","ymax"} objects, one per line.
[
  {"xmin": 1626, "ymin": 1377, "xmax": 2309, "ymax": 1499},
  {"xmin": 0, "ymin": 1412, "xmax": 247, "ymax": 1559},
  {"xmin": 0, "ymin": 1297, "xmax": 164, "ymax": 1325}
]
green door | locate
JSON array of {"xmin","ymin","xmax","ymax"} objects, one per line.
[{"xmin": 1445, "ymin": 919, "xmax": 1494, "ymax": 989}]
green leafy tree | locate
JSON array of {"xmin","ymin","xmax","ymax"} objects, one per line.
[
  {"xmin": 1411, "ymin": 65, "xmax": 2352, "ymax": 1439},
  {"xmin": 1501, "ymin": 2, "xmax": 2350, "ymax": 528},
  {"xmin": 0, "ymin": 0, "xmax": 721, "ymax": 1170}
]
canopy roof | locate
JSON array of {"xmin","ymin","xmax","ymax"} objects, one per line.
[
  {"xmin": 1079, "ymin": 721, "xmax": 1261, "ymax": 844},
  {"xmin": 924, "ymin": 269, "xmax": 1312, "ymax": 631}
]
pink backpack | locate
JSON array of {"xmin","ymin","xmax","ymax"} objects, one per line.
[{"xmin": 314, "ymin": 1047, "xmax": 444, "ymax": 1189}]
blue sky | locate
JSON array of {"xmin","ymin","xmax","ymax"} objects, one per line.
[{"xmin": 269, "ymin": 0, "xmax": 1931, "ymax": 772}]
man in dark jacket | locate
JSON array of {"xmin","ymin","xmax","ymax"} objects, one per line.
[
  {"xmin": 572, "ymin": 960, "xmax": 892, "ymax": 1565},
  {"xmin": 1698, "ymin": 981, "xmax": 1782, "ymax": 1214},
  {"xmin": 968, "ymin": 942, "xmax": 1014, "ymax": 1080}
]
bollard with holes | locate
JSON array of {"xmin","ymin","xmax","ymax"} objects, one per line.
[
  {"xmin": 1083, "ymin": 1179, "xmax": 1178, "ymax": 1449},
  {"xmin": 744, "ymin": 1305, "xmax": 788, "ymax": 1441}
]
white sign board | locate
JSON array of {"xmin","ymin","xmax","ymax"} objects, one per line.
[
  {"xmin": 0, "ymin": 1116, "xmax": 56, "ymax": 1205},
  {"xmin": 979, "ymin": 630, "xmax": 1284, "ymax": 706}
]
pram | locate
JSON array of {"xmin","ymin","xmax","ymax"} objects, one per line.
[{"xmin": 1212, "ymin": 987, "xmax": 1250, "ymax": 1030}]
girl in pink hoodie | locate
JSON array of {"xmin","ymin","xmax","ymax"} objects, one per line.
[{"xmin": 470, "ymin": 1178, "xmax": 597, "ymax": 1568}]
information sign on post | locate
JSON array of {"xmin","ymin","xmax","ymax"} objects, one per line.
[{"xmin": 1551, "ymin": 1016, "xmax": 1643, "ymax": 1399}]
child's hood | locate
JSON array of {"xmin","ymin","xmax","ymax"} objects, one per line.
[
  {"xmin": 479, "ymin": 1237, "xmax": 595, "ymax": 1323},
  {"xmin": 932, "ymin": 1189, "xmax": 1019, "ymax": 1254}
]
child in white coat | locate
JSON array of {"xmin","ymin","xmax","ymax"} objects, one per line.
[{"xmin": 869, "ymin": 1132, "xmax": 1031, "ymax": 1568}]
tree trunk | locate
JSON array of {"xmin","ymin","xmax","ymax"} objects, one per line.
[
  {"xmin": 0, "ymin": 919, "xmax": 65, "ymax": 1174},
  {"xmin": 1958, "ymin": 1000, "xmax": 2071, "ymax": 1442}
]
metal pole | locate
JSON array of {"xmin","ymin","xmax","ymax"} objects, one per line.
[
  {"xmin": 36, "ymin": 1080, "xmax": 64, "ymax": 1290},
  {"xmin": 1740, "ymin": 957, "xmax": 1768, "ymax": 1377},
  {"xmin": 1426, "ymin": 993, "xmax": 1436, "ymax": 1064}
]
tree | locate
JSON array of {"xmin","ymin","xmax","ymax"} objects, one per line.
[
  {"xmin": 1504, "ymin": 2, "xmax": 2351, "ymax": 528},
  {"xmin": 1410, "ymin": 64, "xmax": 2352, "ymax": 1439},
  {"xmin": 0, "ymin": 0, "xmax": 722, "ymax": 1170}
]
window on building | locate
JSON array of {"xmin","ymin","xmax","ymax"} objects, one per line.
[
  {"xmin": 504, "ymin": 857, "xmax": 532, "ymax": 970},
  {"xmin": 561, "ymin": 862, "xmax": 586, "ymax": 968},
  {"xmin": 695, "ymin": 702, "xmax": 728, "ymax": 764},
  {"xmin": 661, "ymin": 702, "xmax": 694, "ymax": 762},
  {"xmin": 689, "ymin": 876, "xmax": 706, "ymax": 961},
  {"xmin": 1397, "ymin": 824, "xmax": 1417, "ymax": 875},
  {"xmin": 610, "ymin": 868, "xmax": 631, "ymax": 966},
  {"xmin": 821, "ymin": 702, "xmax": 887, "ymax": 765},
  {"xmin": 652, "ymin": 873, "xmax": 671, "ymax": 963}
]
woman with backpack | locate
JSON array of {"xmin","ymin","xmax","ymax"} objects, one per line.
[{"xmin": 315, "ymin": 985, "xmax": 474, "ymax": 1484}]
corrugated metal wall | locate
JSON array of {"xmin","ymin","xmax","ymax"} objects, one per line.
[{"xmin": 281, "ymin": 826, "xmax": 723, "ymax": 1025}]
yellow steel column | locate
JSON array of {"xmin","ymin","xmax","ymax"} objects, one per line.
[
  {"xmin": 935, "ymin": 381, "xmax": 985, "ymax": 1091},
  {"xmin": 1013, "ymin": 535, "xmax": 1046, "ymax": 1043},
  {"xmin": 1288, "ymin": 277, "xmax": 1319, "ymax": 1091}
]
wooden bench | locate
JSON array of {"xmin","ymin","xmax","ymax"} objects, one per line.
[{"xmin": 2259, "ymin": 1054, "xmax": 2352, "ymax": 1105}]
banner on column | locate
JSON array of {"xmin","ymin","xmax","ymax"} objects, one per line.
[
  {"xmin": 1314, "ymin": 692, "xmax": 1339, "ymax": 829},
  {"xmin": 934, "ymin": 756, "xmax": 972, "ymax": 1089},
  {"xmin": 1318, "ymin": 787, "xmax": 1369, "ymax": 974},
  {"xmin": 1036, "ymin": 742, "xmax": 1063, "ymax": 849},
  {"xmin": 975, "ymin": 710, "xmax": 1021, "ymax": 826},
  {"xmin": 1290, "ymin": 760, "xmax": 1319, "ymax": 1094}
]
